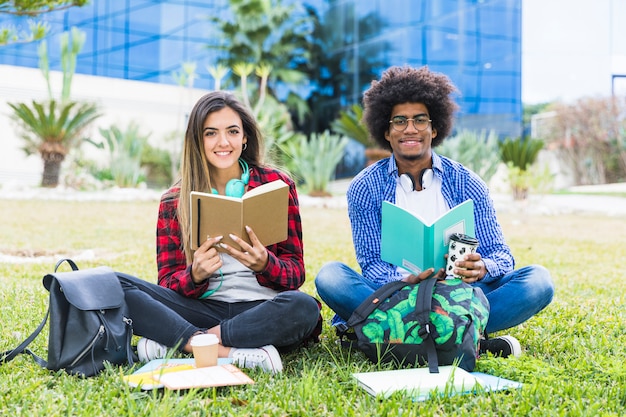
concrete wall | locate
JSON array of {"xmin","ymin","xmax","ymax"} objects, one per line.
[{"xmin": 0, "ymin": 64, "xmax": 210, "ymax": 188}]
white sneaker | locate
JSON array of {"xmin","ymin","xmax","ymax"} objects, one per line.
[
  {"xmin": 230, "ymin": 345, "xmax": 283, "ymax": 373},
  {"xmin": 136, "ymin": 338, "xmax": 168, "ymax": 362}
]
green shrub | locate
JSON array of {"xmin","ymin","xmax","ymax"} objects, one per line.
[
  {"xmin": 498, "ymin": 136, "xmax": 544, "ymax": 171},
  {"xmin": 93, "ymin": 122, "xmax": 150, "ymax": 188},
  {"xmin": 141, "ymin": 143, "xmax": 173, "ymax": 189},
  {"xmin": 437, "ymin": 129, "xmax": 500, "ymax": 183},
  {"xmin": 498, "ymin": 136, "xmax": 549, "ymax": 200},
  {"xmin": 330, "ymin": 103, "xmax": 371, "ymax": 147},
  {"xmin": 284, "ymin": 130, "xmax": 349, "ymax": 196}
]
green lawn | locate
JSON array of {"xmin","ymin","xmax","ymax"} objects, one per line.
[{"xmin": 1, "ymin": 198, "xmax": 625, "ymax": 416}]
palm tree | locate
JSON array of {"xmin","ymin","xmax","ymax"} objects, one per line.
[
  {"xmin": 331, "ymin": 103, "xmax": 390, "ymax": 165},
  {"xmin": 205, "ymin": 0, "xmax": 312, "ymax": 120},
  {"xmin": 8, "ymin": 27, "xmax": 101, "ymax": 187},
  {"xmin": 9, "ymin": 100, "xmax": 101, "ymax": 187}
]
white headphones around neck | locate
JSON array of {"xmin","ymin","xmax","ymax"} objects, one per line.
[{"xmin": 399, "ymin": 168, "xmax": 434, "ymax": 192}]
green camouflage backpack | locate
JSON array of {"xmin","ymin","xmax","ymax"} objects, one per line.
[{"xmin": 347, "ymin": 277, "xmax": 489, "ymax": 372}]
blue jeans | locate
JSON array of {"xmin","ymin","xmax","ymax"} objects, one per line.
[
  {"xmin": 314, "ymin": 261, "xmax": 554, "ymax": 334},
  {"xmin": 118, "ymin": 273, "xmax": 320, "ymax": 352}
]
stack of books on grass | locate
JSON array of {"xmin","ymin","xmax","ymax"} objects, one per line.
[{"xmin": 123, "ymin": 358, "xmax": 254, "ymax": 390}]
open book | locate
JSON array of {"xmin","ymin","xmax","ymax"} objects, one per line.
[
  {"xmin": 353, "ymin": 365, "xmax": 522, "ymax": 401},
  {"xmin": 123, "ymin": 358, "xmax": 253, "ymax": 390},
  {"xmin": 190, "ymin": 179, "xmax": 289, "ymax": 251},
  {"xmin": 381, "ymin": 199, "xmax": 475, "ymax": 275}
]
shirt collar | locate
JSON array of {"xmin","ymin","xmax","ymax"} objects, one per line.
[{"xmin": 386, "ymin": 151, "xmax": 444, "ymax": 177}]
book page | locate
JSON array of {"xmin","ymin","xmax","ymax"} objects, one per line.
[
  {"xmin": 381, "ymin": 202, "xmax": 428, "ymax": 275},
  {"xmin": 431, "ymin": 199, "xmax": 475, "ymax": 270},
  {"xmin": 353, "ymin": 366, "xmax": 522, "ymax": 401},
  {"xmin": 190, "ymin": 192, "xmax": 243, "ymax": 250},
  {"xmin": 242, "ymin": 179, "xmax": 288, "ymax": 198},
  {"xmin": 471, "ymin": 372, "xmax": 523, "ymax": 392},
  {"xmin": 155, "ymin": 364, "xmax": 254, "ymax": 390},
  {"xmin": 381, "ymin": 199, "xmax": 475, "ymax": 274},
  {"xmin": 353, "ymin": 365, "xmax": 480, "ymax": 399},
  {"xmin": 242, "ymin": 180, "xmax": 289, "ymax": 247},
  {"xmin": 123, "ymin": 358, "xmax": 234, "ymax": 390},
  {"xmin": 190, "ymin": 180, "xmax": 289, "ymax": 251},
  {"xmin": 124, "ymin": 363, "xmax": 194, "ymax": 390}
]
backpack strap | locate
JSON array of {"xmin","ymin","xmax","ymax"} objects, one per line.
[
  {"xmin": 347, "ymin": 280, "xmax": 408, "ymax": 327},
  {"xmin": 347, "ymin": 277, "xmax": 440, "ymax": 373},
  {"xmin": 0, "ymin": 258, "xmax": 79, "ymax": 368},
  {"xmin": 55, "ymin": 258, "xmax": 79, "ymax": 272},
  {"xmin": 0, "ymin": 309, "xmax": 49, "ymax": 368},
  {"xmin": 414, "ymin": 277, "xmax": 439, "ymax": 373}
]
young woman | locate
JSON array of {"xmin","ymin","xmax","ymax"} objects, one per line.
[{"xmin": 119, "ymin": 91, "xmax": 321, "ymax": 373}]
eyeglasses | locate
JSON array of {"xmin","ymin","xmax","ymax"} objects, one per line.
[{"xmin": 389, "ymin": 116, "xmax": 432, "ymax": 132}]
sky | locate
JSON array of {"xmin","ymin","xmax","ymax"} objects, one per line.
[{"xmin": 522, "ymin": 0, "xmax": 626, "ymax": 104}]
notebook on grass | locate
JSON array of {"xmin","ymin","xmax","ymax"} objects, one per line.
[
  {"xmin": 123, "ymin": 358, "xmax": 242, "ymax": 390},
  {"xmin": 353, "ymin": 365, "xmax": 522, "ymax": 401}
]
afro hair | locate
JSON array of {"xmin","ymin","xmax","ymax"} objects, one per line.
[{"xmin": 362, "ymin": 65, "xmax": 459, "ymax": 150}]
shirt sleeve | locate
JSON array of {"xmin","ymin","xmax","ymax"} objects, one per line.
[
  {"xmin": 444, "ymin": 162, "xmax": 515, "ymax": 282},
  {"xmin": 347, "ymin": 170, "xmax": 403, "ymax": 286},
  {"xmin": 254, "ymin": 174, "xmax": 305, "ymax": 291},
  {"xmin": 471, "ymin": 188, "xmax": 515, "ymax": 282},
  {"xmin": 156, "ymin": 190, "xmax": 209, "ymax": 298}
]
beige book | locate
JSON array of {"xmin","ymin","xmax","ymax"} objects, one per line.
[
  {"xmin": 190, "ymin": 179, "xmax": 289, "ymax": 251},
  {"xmin": 155, "ymin": 364, "xmax": 254, "ymax": 390}
]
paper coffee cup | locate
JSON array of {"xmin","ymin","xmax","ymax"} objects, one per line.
[
  {"xmin": 190, "ymin": 333, "xmax": 219, "ymax": 367},
  {"xmin": 446, "ymin": 233, "xmax": 479, "ymax": 279}
]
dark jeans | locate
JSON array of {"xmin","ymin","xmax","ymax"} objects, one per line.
[
  {"xmin": 117, "ymin": 273, "xmax": 320, "ymax": 352},
  {"xmin": 315, "ymin": 262, "xmax": 554, "ymax": 334}
]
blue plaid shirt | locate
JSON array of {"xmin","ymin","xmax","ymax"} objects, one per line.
[{"xmin": 347, "ymin": 152, "xmax": 514, "ymax": 286}]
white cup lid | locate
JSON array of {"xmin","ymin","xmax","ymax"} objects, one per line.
[{"xmin": 190, "ymin": 333, "xmax": 219, "ymax": 346}]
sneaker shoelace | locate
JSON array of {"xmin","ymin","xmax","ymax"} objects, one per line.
[{"xmin": 237, "ymin": 351, "xmax": 266, "ymax": 367}]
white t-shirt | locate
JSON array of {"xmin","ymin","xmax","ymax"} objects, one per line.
[
  {"xmin": 203, "ymin": 253, "xmax": 279, "ymax": 302},
  {"xmin": 394, "ymin": 174, "xmax": 449, "ymax": 276}
]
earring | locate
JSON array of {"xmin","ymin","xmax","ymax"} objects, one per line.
[{"xmin": 242, "ymin": 143, "xmax": 248, "ymax": 151}]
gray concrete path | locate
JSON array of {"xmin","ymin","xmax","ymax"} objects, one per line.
[
  {"xmin": 299, "ymin": 180, "xmax": 626, "ymax": 217},
  {"xmin": 2, "ymin": 181, "xmax": 626, "ymax": 217}
]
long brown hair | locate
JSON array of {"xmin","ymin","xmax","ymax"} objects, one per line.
[{"xmin": 177, "ymin": 91, "xmax": 264, "ymax": 262}]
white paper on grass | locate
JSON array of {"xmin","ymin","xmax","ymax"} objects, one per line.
[{"xmin": 353, "ymin": 365, "xmax": 522, "ymax": 401}]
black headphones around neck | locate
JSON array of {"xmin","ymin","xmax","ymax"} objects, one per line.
[
  {"xmin": 400, "ymin": 168, "xmax": 433, "ymax": 192},
  {"xmin": 211, "ymin": 159, "xmax": 250, "ymax": 197}
]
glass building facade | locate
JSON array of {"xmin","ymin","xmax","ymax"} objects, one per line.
[
  {"xmin": 0, "ymin": 0, "xmax": 522, "ymax": 137},
  {"xmin": 306, "ymin": 0, "xmax": 522, "ymax": 136},
  {"xmin": 0, "ymin": 1, "xmax": 225, "ymax": 85}
]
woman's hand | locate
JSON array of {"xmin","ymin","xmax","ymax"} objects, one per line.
[
  {"xmin": 402, "ymin": 267, "xmax": 445, "ymax": 284},
  {"xmin": 219, "ymin": 225, "xmax": 269, "ymax": 273},
  {"xmin": 451, "ymin": 252, "xmax": 486, "ymax": 283},
  {"xmin": 191, "ymin": 236, "xmax": 224, "ymax": 284}
]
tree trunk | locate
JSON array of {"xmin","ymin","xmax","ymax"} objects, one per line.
[
  {"xmin": 41, "ymin": 152, "xmax": 65, "ymax": 187},
  {"xmin": 512, "ymin": 185, "xmax": 529, "ymax": 200}
]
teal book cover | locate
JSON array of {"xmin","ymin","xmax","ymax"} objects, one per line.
[{"xmin": 381, "ymin": 199, "xmax": 475, "ymax": 275}]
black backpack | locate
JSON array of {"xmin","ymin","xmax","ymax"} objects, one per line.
[
  {"xmin": 347, "ymin": 277, "xmax": 489, "ymax": 372},
  {"xmin": 1, "ymin": 259, "xmax": 134, "ymax": 377}
]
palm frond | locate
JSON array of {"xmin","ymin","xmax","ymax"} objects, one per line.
[{"xmin": 9, "ymin": 99, "xmax": 101, "ymax": 153}]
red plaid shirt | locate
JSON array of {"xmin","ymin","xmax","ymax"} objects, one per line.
[{"xmin": 156, "ymin": 166, "xmax": 305, "ymax": 298}]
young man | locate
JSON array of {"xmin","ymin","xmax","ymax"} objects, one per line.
[{"xmin": 315, "ymin": 66, "xmax": 554, "ymax": 357}]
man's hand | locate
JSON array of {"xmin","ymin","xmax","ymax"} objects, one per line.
[
  {"xmin": 402, "ymin": 267, "xmax": 445, "ymax": 284},
  {"xmin": 450, "ymin": 252, "xmax": 486, "ymax": 283}
]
